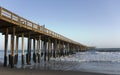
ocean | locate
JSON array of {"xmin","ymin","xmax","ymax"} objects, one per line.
[{"xmin": 0, "ymin": 48, "xmax": 120, "ymax": 75}]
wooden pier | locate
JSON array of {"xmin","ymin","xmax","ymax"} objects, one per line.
[{"xmin": 0, "ymin": 7, "xmax": 87, "ymax": 68}]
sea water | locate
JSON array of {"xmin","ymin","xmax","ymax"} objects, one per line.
[{"xmin": 0, "ymin": 49, "xmax": 120, "ymax": 75}]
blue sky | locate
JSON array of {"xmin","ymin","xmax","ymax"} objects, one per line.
[{"xmin": 0, "ymin": 0, "xmax": 120, "ymax": 48}]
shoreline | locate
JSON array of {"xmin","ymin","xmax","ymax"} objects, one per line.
[
  {"xmin": 0, "ymin": 57, "xmax": 111, "ymax": 75},
  {"xmin": 0, "ymin": 64, "xmax": 109, "ymax": 75},
  {"xmin": 0, "ymin": 52, "xmax": 115, "ymax": 75}
]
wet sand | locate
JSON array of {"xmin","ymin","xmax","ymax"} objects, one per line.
[{"xmin": 0, "ymin": 65, "xmax": 109, "ymax": 75}]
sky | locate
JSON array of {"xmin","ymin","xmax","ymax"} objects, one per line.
[{"xmin": 0, "ymin": 0, "xmax": 120, "ymax": 49}]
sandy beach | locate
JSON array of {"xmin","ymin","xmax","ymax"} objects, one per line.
[{"xmin": 0, "ymin": 65, "xmax": 108, "ymax": 75}]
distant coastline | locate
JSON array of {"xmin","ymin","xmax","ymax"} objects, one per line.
[{"xmin": 89, "ymin": 48, "xmax": 120, "ymax": 52}]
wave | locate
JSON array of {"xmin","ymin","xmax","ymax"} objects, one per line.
[{"xmin": 57, "ymin": 52, "xmax": 120, "ymax": 63}]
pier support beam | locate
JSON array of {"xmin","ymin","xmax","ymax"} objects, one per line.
[
  {"xmin": 53, "ymin": 41, "xmax": 55, "ymax": 58},
  {"xmin": 48, "ymin": 38, "xmax": 51, "ymax": 61},
  {"xmin": 69, "ymin": 44, "xmax": 72, "ymax": 55},
  {"xmin": 26, "ymin": 33, "xmax": 31, "ymax": 64},
  {"xmin": 53, "ymin": 39, "xmax": 57, "ymax": 58},
  {"xmin": 67, "ymin": 43, "xmax": 70, "ymax": 55},
  {"xmin": 4, "ymin": 28, "xmax": 8, "ymax": 66},
  {"xmin": 50, "ymin": 41, "xmax": 52, "ymax": 58},
  {"xmin": 62, "ymin": 42, "xmax": 65, "ymax": 56},
  {"xmin": 78, "ymin": 46, "xmax": 79, "ymax": 52},
  {"xmin": 61, "ymin": 42, "xmax": 64, "ymax": 56},
  {"xmin": 64, "ymin": 43, "xmax": 67, "ymax": 56},
  {"xmin": 79, "ymin": 46, "xmax": 81, "ymax": 52},
  {"xmin": 58, "ymin": 40, "xmax": 60, "ymax": 57},
  {"xmin": 9, "ymin": 35, "xmax": 12, "ymax": 65},
  {"xmin": 38, "ymin": 35, "xmax": 41, "ymax": 63},
  {"xmin": 66, "ymin": 43, "xmax": 68, "ymax": 55},
  {"xmin": 50, "ymin": 40, "xmax": 52, "ymax": 58},
  {"xmin": 15, "ymin": 35, "xmax": 19, "ymax": 64},
  {"xmin": 33, "ymin": 38, "xmax": 36, "ymax": 63},
  {"xmin": 22, "ymin": 33, "xmax": 24, "ymax": 65},
  {"xmin": 11, "ymin": 27, "xmax": 15, "ymax": 68},
  {"xmin": 60, "ymin": 42, "xmax": 62, "ymax": 56},
  {"xmin": 58, "ymin": 40, "xmax": 61, "ymax": 57},
  {"xmin": 71, "ymin": 45, "xmax": 73, "ymax": 54},
  {"xmin": 44, "ymin": 37, "xmax": 47, "ymax": 61},
  {"xmin": 56, "ymin": 41, "xmax": 59, "ymax": 57},
  {"xmin": 41, "ymin": 40, "xmax": 43, "ymax": 57},
  {"xmin": 59, "ymin": 41, "xmax": 61, "ymax": 57}
]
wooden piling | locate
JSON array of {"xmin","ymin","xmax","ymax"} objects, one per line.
[
  {"xmin": 56, "ymin": 41, "xmax": 59, "ymax": 57},
  {"xmin": 48, "ymin": 38, "xmax": 51, "ymax": 61},
  {"xmin": 26, "ymin": 32, "xmax": 31, "ymax": 64},
  {"xmin": 62, "ymin": 42, "xmax": 65, "ymax": 56},
  {"xmin": 33, "ymin": 38, "xmax": 36, "ymax": 63},
  {"xmin": 64, "ymin": 43, "xmax": 67, "ymax": 56},
  {"xmin": 38, "ymin": 35, "xmax": 41, "ymax": 63},
  {"xmin": 50, "ymin": 41, "xmax": 52, "ymax": 57},
  {"xmin": 11, "ymin": 27, "xmax": 15, "ymax": 68},
  {"xmin": 22, "ymin": 33, "xmax": 24, "ymax": 65},
  {"xmin": 41, "ymin": 40, "xmax": 43, "ymax": 57},
  {"xmin": 69, "ymin": 44, "xmax": 71, "ymax": 55},
  {"xmin": 37, "ymin": 39, "xmax": 39, "ymax": 62},
  {"xmin": 15, "ymin": 35, "xmax": 19, "ymax": 64},
  {"xmin": 58, "ymin": 41, "xmax": 61, "ymax": 57},
  {"xmin": 44, "ymin": 37, "xmax": 47, "ymax": 61},
  {"xmin": 29, "ymin": 39, "xmax": 31, "ymax": 63},
  {"xmin": 68, "ymin": 43, "xmax": 70, "ymax": 55},
  {"xmin": 60, "ymin": 42, "xmax": 62, "ymax": 56},
  {"xmin": 66, "ymin": 43, "xmax": 67, "ymax": 55},
  {"xmin": 53, "ymin": 40, "xmax": 56, "ymax": 58},
  {"xmin": 9, "ymin": 33, "xmax": 12, "ymax": 65},
  {"xmin": 50, "ymin": 41, "xmax": 52, "ymax": 58},
  {"xmin": 4, "ymin": 28, "xmax": 8, "ymax": 66}
]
